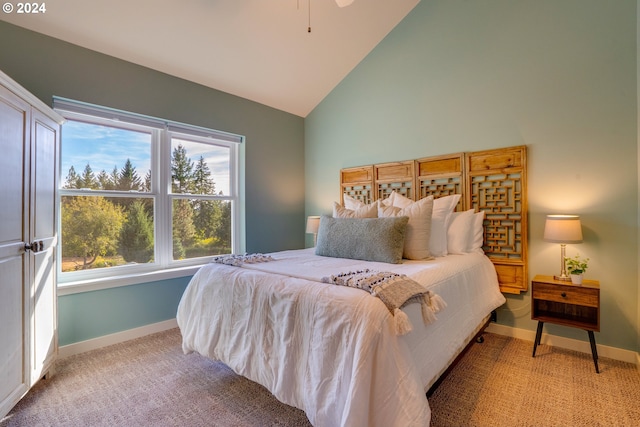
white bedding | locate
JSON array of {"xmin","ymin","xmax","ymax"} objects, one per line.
[{"xmin": 177, "ymin": 249, "xmax": 505, "ymax": 427}]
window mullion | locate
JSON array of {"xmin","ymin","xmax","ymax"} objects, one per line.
[
  {"xmin": 232, "ymin": 140, "xmax": 244, "ymax": 254},
  {"xmin": 230, "ymin": 140, "xmax": 238, "ymax": 254},
  {"xmin": 155, "ymin": 128, "xmax": 171, "ymax": 268}
]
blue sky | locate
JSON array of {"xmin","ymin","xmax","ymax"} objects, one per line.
[
  {"xmin": 61, "ymin": 120, "xmax": 150, "ymax": 178},
  {"xmin": 171, "ymin": 138, "xmax": 230, "ymax": 195},
  {"xmin": 61, "ymin": 120, "xmax": 230, "ymax": 194}
]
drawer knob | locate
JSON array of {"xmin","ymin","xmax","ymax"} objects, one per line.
[{"xmin": 561, "ymin": 292, "xmax": 567, "ymax": 298}]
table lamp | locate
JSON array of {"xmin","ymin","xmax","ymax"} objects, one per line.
[
  {"xmin": 543, "ymin": 214, "xmax": 583, "ymax": 281},
  {"xmin": 306, "ymin": 216, "xmax": 320, "ymax": 246}
]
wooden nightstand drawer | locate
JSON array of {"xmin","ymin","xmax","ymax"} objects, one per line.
[{"xmin": 532, "ymin": 282, "xmax": 599, "ymax": 307}]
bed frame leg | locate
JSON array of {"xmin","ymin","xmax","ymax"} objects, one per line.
[{"xmin": 475, "ymin": 310, "xmax": 497, "ymax": 343}]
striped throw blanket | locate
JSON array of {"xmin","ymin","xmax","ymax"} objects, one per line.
[{"xmin": 322, "ymin": 269, "xmax": 447, "ymax": 335}]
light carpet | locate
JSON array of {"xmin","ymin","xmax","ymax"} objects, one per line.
[{"xmin": 2, "ymin": 329, "xmax": 639, "ymax": 426}]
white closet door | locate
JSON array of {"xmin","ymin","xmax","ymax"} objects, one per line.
[
  {"xmin": 30, "ymin": 109, "xmax": 59, "ymax": 383},
  {"xmin": 0, "ymin": 85, "xmax": 30, "ymax": 418}
]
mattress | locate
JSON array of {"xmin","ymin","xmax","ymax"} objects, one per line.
[{"xmin": 177, "ymin": 248, "xmax": 505, "ymax": 426}]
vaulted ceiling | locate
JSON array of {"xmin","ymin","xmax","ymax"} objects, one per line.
[{"xmin": 2, "ymin": 0, "xmax": 420, "ymax": 116}]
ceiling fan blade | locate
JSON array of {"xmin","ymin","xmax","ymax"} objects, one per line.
[{"xmin": 335, "ymin": 0, "xmax": 354, "ymax": 7}]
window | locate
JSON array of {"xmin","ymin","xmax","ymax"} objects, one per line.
[{"xmin": 55, "ymin": 98, "xmax": 244, "ymax": 288}]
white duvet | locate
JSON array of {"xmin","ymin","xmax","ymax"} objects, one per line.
[{"xmin": 177, "ymin": 249, "xmax": 505, "ymax": 427}]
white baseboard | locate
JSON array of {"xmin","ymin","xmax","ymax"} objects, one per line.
[
  {"xmin": 57, "ymin": 319, "xmax": 640, "ymax": 371},
  {"xmin": 58, "ymin": 318, "xmax": 178, "ymax": 359},
  {"xmin": 486, "ymin": 323, "xmax": 639, "ymax": 366}
]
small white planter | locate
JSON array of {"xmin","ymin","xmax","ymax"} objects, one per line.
[{"xmin": 570, "ymin": 273, "xmax": 583, "ymax": 285}]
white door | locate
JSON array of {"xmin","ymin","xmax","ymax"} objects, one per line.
[
  {"xmin": 30, "ymin": 109, "xmax": 59, "ymax": 383},
  {"xmin": 0, "ymin": 85, "xmax": 30, "ymax": 418}
]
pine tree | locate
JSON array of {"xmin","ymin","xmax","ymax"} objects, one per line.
[
  {"xmin": 171, "ymin": 144, "xmax": 194, "ymax": 193},
  {"xmin": 110, "ymin": 166, "xmax": 119, "ymax": 190},
  {"xmin": 143, "ymin": 170, "xmax": 152, "ymax": 192},
  {"xmin": 117, "ymin": 159, "xmax": 142, "ymax": 191},
  {"xmin": 78, "ymin": 163, "xmax": 97, "ymax": 189},
  {"xmin": 195, "ymin": 200, "xmax": 221, "ymax": 240},
  {"xmin": 64, "ymin": 165, "xmax": 80, "ymax": 189},
  {"xmin": 216, "ymin": 201, "xmax": 232, "ymax": 252},
  {"xmin": 172, "ymin": 198, "xmax": 195, "ymax": 259},
  {"xmin": 119, "ymin": 200, "xmax": 154, "ymax": 263},
  {"xmin": 141, "ymin": 170, "xmax": 153, "ymax": 214},
  {"xmin": 192, "ymin": 156, "xmax": 219, "ymax": 239},
  {"xmin": 96, "ymin": 170, "xmax": 113, "ymax": 190},
  {"xmin": 170, "ymin": 145, "xmax": 200, "ymax": 257},
  {"xmin": 193, "ymin": 156, "xmax": 214, "ymax": 194}
]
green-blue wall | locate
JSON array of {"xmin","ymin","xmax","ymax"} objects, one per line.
[
  {"xmin": 58, "ymin": 278, "xmax": 191, "ymax": 346},
  {"xmin": 0, "ymin": 21, "xmax": 306, "ymax": 346},
  {"xmin": 2, "ymin": 0, "xmax": 639, "ymax": 353},
  {"xmin": 306, "ymin": 0, "xmax": 639, "ymax": 352}
]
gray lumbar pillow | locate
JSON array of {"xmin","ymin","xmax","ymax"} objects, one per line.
[{"xmin": 315, "ymin": 215, "xmax": 409, "ymax": 264}]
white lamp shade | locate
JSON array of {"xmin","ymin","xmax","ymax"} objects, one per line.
[
  {"xmin": 543, "ymin": 215, "xmax": 583, "ymax": 243},
  {"xmin": 306, "ymin": 216, "xmax": 321, "ymax": 234},
  {"xmin": 335, "ymin": 0, "xmax": 355, "ymax": 7}
]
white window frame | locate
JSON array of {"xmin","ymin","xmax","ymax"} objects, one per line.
[{"xmin": 54, "ymin": 98, "xmax": 245, "ymax": 295}]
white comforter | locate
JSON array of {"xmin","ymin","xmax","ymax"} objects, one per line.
[{"xmin": 177, "ymin": 249, "xmax": 505, "ymax": 427}]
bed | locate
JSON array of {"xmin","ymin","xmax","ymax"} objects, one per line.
[
  {"xmin": 177, "ymin": 146, "xmax": 527, "ymax": 426},
  {"xmin": 178, "ymin": 248, "xmax": 505, "ymax": 426}
]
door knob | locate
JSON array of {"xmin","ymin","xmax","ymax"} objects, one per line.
[{"xmin": 24, "ymin": 241, "xmax": 44, "ymax": 253}]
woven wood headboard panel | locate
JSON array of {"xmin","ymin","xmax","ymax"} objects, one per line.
[{"xmin": 339, "ymin": 145, "xmax": 528, "ymax": 294}]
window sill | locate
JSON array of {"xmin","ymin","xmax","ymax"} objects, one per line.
[{"xmin": 57, "ymin": 265, "xmax": 202, "ymax": 296}]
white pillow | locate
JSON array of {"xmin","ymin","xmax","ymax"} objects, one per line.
[
  {"xmin": 470, "ymin": 211, "xmax": 485, "ymax": 253},
  {"xmin": 447, "ymin": 209, "xmax": 475, "ymax": 254},
  {"xmin": 378, "ymin": 196, "xmax": 434, "ymax": 260},
  {"xmin": 429, "ymin": 194, "xmax": 462, "ymax": 257},
  {"xmin": 343, "ymin": 194, "xmax": 365, "ymax": 210},
  {"xmin": 386, "ymin": 192, "xmax": 461, "ymax": 257},
  {"xmin": 447, "ymin": 209, "xmax": 486, "ymax": 254},
  {"xmin": 333, "ymin": 201, "xmax": 377, "ymax": 218},
  {"xmin": 383, "ymin": 191, "xmax": 414, "ymax": 209}
]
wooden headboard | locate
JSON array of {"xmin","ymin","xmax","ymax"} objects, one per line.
[{"xmin": 340, "ymin": 145, "xmax": 528, "ymax": 294}]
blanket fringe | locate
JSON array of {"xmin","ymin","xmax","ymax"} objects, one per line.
[
  {"xmin": 393, "ymin": 308, "xmax": 413, "ymax": 335},
  {"xmin": 418, "ymin": 291, "xmax": 447, "ymax": 326},
  {"xmin": 428, "ymin": 290, "xmax": 447, "ymax": 313},
  {"xmin": 420, "ymin": 294, "xmax": 438, "ymax": 325}
]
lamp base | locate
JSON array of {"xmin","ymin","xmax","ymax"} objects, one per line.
[{"xmin": 553, "ymin": 244, "xmax": 571, "ymax": 282}]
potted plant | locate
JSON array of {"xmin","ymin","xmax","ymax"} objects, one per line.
[{"xmin": 565, "ymin": 254, "xmax": 589, "ymax": 285}]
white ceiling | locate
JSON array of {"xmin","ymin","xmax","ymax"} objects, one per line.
[{"xmin": 2, "ymin": 0, "xmax": 419, "ymax": 117}]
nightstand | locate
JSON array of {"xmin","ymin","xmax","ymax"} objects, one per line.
[{"xmin": 531, "ymin": 275, "xmax": 600, "ymax": 373}]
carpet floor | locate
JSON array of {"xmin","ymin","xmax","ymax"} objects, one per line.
[{"xmin": 2, "ymin": 329, "xmax": 639, "ymax": 426}]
